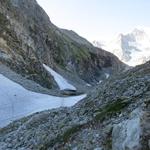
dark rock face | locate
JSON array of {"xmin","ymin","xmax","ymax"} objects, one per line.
[
  {"xmin": 0, "ymin": 61, "xmax": 149, "ymax": 150},
  {"xmin": 0, "ymin": 0, "xmax": 54, "ymax": 88},
  {"xmin": 0, "ymin": 0, "xmax": 125, "ymax": 88}
]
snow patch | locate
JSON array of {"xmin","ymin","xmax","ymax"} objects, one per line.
[
  {"xmin": 86, "ymin": 83, "xmax": 91, "ymax": 87},
  {"xmin": 43, "ymin": 64, "xmax": 76, "ymax": 90},
  {"xmin": 105, "ymin": 73, "xmax": 110, "ymax": 79},
  {"xmin": 98, "ymin": 80, "xmax": 102, "ymax": 84},
  {"xmin": 0, "ymin": 74, "xmax": 86, "ymax": 127}
]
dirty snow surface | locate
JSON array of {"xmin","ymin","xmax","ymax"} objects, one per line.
[
  {"xmin": 0, "ymin": 74, "xmax": 86, "ymax": 127},
  {"xmin": 43, "ymin": 64, "xmax": 76, "ymax": 90}
]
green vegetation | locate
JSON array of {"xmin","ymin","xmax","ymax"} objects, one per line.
[
  {"xmin": 62, "ymin": 125, "xmax": 83, "ymax": 143},
  {"xmin": 105, "ymin": 138, "xmax": 112, "ymax": 150},
  {"xmin": 71, "ymin": 44, "xmax": 90, "ymax": 61},
  {"xmin": 38, "ymin": 125, "xmax": 83, "ymax": 149},
  {"xmin": 0, "ymin": 13, "xmax": 8, "ymax": 25},
  {"xmin": 94, "ymin": 98, "xmax": 130, "ymax": 121}
]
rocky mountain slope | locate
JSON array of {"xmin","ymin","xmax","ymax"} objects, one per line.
[
  {"xmin": 0, "ymin": 60, "xmax": 149, "ymax": 150},
  {"xmin": 1, "ymin": 1, "xmax": 149, "ymax": 150},
  {"xmin": 0, "ymin": 0, "xmax": 125, "ymax": 90},
  {"xmin": 93, "ymin": 27, "xmax": 150, "ymax": 66}
]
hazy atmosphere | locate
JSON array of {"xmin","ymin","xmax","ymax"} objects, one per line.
[{"xmin": 37, "ymin": 0, "xmax": 150, "ymax": 41}]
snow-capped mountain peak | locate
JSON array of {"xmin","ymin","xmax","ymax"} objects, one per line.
[{"xmin": 93, "ymin": 27, "xmax": 150, "ymax": 66}]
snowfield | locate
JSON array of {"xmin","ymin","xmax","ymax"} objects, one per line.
[
  {"xmin": 0, "ymin": 74, "xmax": 86, "ymax": 127},
  {"xmin": 43, "ymin": 64, "xmax": 76, "ymax": 90}
]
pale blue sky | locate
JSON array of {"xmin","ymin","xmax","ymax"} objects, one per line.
[{"xmin": 37, "ymin": 0, "xmax": 150, "ymax": 41}]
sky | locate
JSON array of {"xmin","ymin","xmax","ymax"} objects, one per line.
[{"xmin": 37, "ymin": 0, "xmax": 150, "ymax": 42}]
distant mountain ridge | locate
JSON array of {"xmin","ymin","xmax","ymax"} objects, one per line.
[{"xmin": 93, "ymin": 27, "xmax": 150, "ymax": 66}]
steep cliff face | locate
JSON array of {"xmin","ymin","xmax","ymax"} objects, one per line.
[
  {"xmin": 0, "ymin": 61, "xmax": 149, "ymax": 150},
  {"xmin": 0, "ymin": 0, "xmax": 125, "ymax": 88},
  {"xmin": 0, "ymin": 0, "xmax": 55, "ymax": 88}
]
